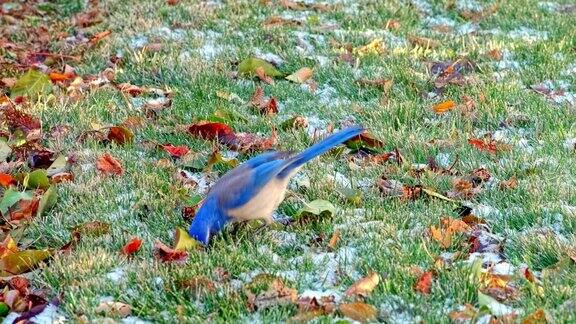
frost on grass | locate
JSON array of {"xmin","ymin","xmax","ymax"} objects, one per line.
[
  {"xmin": 508, "ymin": 27, "xmax": 549, "ymax": 43},
  {"xmin": 379, "ymin": 295, "xmax": 422, "ymax": 323}
]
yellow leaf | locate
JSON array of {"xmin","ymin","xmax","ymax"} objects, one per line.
[
  {"xmin": 174, "ymin": 227, "xmax": 200, "ymax": 251},
  {"xmin": 0, "ymin": 249, "xmax": 52, "ymax": 276},
  {"xmin": 285, "ymin": 67, "xmax": 313, "ymax": 83}
]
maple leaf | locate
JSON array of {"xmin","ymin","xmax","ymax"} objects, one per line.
[{"xmin": 153, "ymin": 240, "xmax": 188, "ymax": 263}]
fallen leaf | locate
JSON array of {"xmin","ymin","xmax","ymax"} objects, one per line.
[
  {"xmin": 36, "ymin": 186, "xmax": 57, "ymax": 217},
  {"xmin": 295, "ymin": 199, "xmax": 335, "ymax": 223},
  {"xmin": 414, "ymin": 271, "xmax": 433, "ymax": 295},
  {"xmin": 48, "ymin": 72, "xmax": 75, "ymax": 83},
  {"xmin": 356, "ymin": 78, "xmax": 393, "ymax": 92},
  {"xmin": 468, "ymin": 138, "xmax": 497, "ymax": 154},
  {"xmin": 162, "ymin": 144, "xmax": 190, "ymax": 159},
  {"xmin": 238, "ymin": 57, "xmax": 283, "ymax": 77},
  {"xmin": 345, "ymin": 272, "xmax": 380, "ymax": 297},
  {"xmin": 107, "ymin": 126, "xmax": 134, "ymax": 145},
  {"xmin": 255, "ymin": 66, "xmax": 275, "ymax": 85},
  {"xmin": 0, "ymin": 188, "xmax": 34, "ymax": 216},
  {"xmin": 409, "ymin": 35, "xmax": 440, "ymax": 48},
  {"xmin": 499, "ymin": 177, "xmax": 518, "ymax": 190},
  {"xmin": 281, "ymin": 116, "xmax": 308, "ymax": 130},
  {"xmin": 0, "ymin": 173, "xmax": 14, "ymax": 187},
  {"xmin": 154, "ymin": 240, "xmax": 189, "ymax": 263},
  {"xmin": 121, "ymin": 238, "xmax": 142, "ymax": 256},
  {"xmin": 73, "ymin": 221, "xmax": 111, "ymax": 236},
  {"xmin": 522, "ymin": 308, "xmax": 550, "ymax": 324},
  {"xmin": 187, "ymin": 121, "xmax": 234, "ymax": 140},
  {"xmin": 353, "ymin": 38, "xmax": 385, "ymax": 57},
  {"xmin": 338, "ymin": 302, "xmax": 377, "ymax": 323},
  {"xmin": 173, "ymin": 227, "xmax": 200, "ymax": 251},
  {"xmin": 245, "ymin": 276, "xmax": 297, "ymax": 311},
  {"xmin": 10, "ymin": 70, "xmax": 52, "ymax": 99},
  {"xmin": 0, "ymin": 250, "xmax": 52, "ymax": 276},
  {"xmin": 24, "ymin": 169, "xmax": 50, "ymax": 190},
  {"xmin": 285, "ymin": 67, "xmax": 313, "ymax": 83},
  {"xmin": 327, "ymin": 229, "xmax": 340, "ymax": 251},
  {"xmin": 219, "ymin": 130, "xmax": 277, "ymax": 152},
  {"xmin": 96, "ymin": 301, "xmax": 132, "ymax": 318},
  {"xmin": 177, "ymin": 276, "xmax": 216, "ymax": 297},
  {"xmin": 433, "ymin": 100, "xmax": 456, "ymax": 113},
  {"xmin": 478, "ymin": 291, "xmax": 516, "ymax": 316},
  {"xmin": 96, "ymin": 153, "xmax": 123, "ymax": 176},
  {"xmin": 89, "ymin": 30, "xmax": 112, "ymax": 44}
]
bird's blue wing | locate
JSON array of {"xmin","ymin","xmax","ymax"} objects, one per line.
[{"xmin": 212, "ymin": 159, "xmax": 287, "ymax": 209}]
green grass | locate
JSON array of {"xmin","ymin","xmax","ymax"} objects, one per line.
[{"xmin": 2, "ymin": 0, "xmax": 576, "ymax": 322}]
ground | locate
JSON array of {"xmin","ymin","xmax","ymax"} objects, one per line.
[{"xmin": 1, "ymin": 0, "xmax": 575, "ymax": 323}]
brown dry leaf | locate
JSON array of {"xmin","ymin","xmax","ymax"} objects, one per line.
[
  {"xmin": 178, "ymin": 276, "xmax": 216, "ymax": 298},
  {"xmin": 153, "ymin": 240, "xmax": 189, "ymax": 264},
  {"xmin": 356, "ymin": 78, "xmax": 393, "ymax": 92},
  {"xmin": 430, "ymin": 217, "xmax": 471, "ymax": 248},
  {"xmin": 338, "ymin": 302, "xmax": 377, "ymax": 323},
  {"xmin": 433, "ymin": 100, "xmax": 456, "ymax": 114},
  {"xmin": 345, "ymin": 272, "xmax": 380, "ymax": 297},
  {"xmin": 246, "ymin": 276, "xmax": 297, "ymax": 311},
  {"xmin": 385, "ymin": 19, "xmax": 400, "ymax": 30},
  {"xmin": 263, "ymin": 16, "xmax": 302, "ymax": 28},
  {"xmin": 255, "ymin": 67, "xmax": 275, "ymax": 85},
  {"xmin": 448, "ymin": 304, "xmax": 478, "ymax": 322},
  {"xmin": 96, "ymin": 153, "xmax": 123, "ymax": 176},
  {"xmin": 460, "ymin": 3, "xmax": 498, "ymax": 21},
  {"xmin": 431, "ymin": 59, "xmax": 476, "ymax": 90},
  {"xmin": 95, "ymin": 301, "xmax": 132, "ymax": 318},
  {"xmin": 220, "ymin": 130, "xmax": 277, "ymax": 152},
  {"xmin": 409, "ymin": 35, "xmax": 440, "ymax": 48},
  {"xmin": 414, "ymin": 271, "xmax": 434, "ymax": 295},
  {"xmin": 447, "ymin": 178, "xmax": 481, "ymax": 199},
  {"xmin": 285, "ymin": 67, "xmax": 313, "ymax": 84},
  {"xmin": 487, "ymin": 48, "xmax": 503, "ymax": 61},
  {"xmin": 499, "ymin": 177, "xmax": 518, "ymax": 190}
]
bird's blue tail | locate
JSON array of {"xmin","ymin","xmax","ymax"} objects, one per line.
[{"xmin": 278, "ymin": 125, "xmax": 364, "ymax": 177}]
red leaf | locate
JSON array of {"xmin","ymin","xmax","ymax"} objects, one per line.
[
  {"xmin": 162, "ymin": 144, "xmax": 190, "ymax": 158},
  {"xmin": 187, "ymin": 121, "xmax": 234, "ymax": 140},
  {"xmin": 121, "ymin": 238, "xmax": 143, "ymax": 256},
  {"xmin": 524, "ymin": 268, "xmax": 535, "ymax": 283},
  {"xmin": 468, "ymin": 138, "xmax": 497, "ymax": 154},
  {"xmin": 414, "ymin": 271, "xmax": 433, "ymax": 294},
  {"xmin": 153, "ymin": 240, "xmax": 188, "ymax": 263},
  {"xmin": 96, "ymin": 153, "xmax": 124, "ymax": 176},
  {"xmin": 0, "ymin": 173, "xmax": 14, "ymax": 187}
]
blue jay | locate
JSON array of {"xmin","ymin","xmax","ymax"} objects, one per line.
[{"xmin": 188, "ymin": 126, "xmax": 364, "ymax": 245}]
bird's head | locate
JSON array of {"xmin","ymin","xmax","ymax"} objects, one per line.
[{"xmin": 188, "ymin": 197, "xmax": 230, "ymax": 245}]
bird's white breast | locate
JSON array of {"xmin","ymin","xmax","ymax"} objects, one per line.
[{"xmin": 227, "ymin": 177, "xmax": 291, "ymax": 223}]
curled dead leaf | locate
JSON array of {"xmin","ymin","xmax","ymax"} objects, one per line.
[{"xmin": 345, "ymin": 272, "xmax": 380, "ymax": 297}]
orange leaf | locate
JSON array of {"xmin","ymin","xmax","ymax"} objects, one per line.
[
  {"xmin": 90, "ymin": 30, "xmax": 112, "ymax": 44},
  {"xmin": 338, "ymin": 302, "xmax": 377, "ymax": 322},
  {"xmin": 255, "ymin": 66, "xmax": 275, "ymax": 85},
  {"xmin": 0, "ymin": 173, "xmax": 14, "ymax": 187},
  {"xmin": 414, "ymin": 271, "xmax": 433, "ymax": 294},
  {"xmin": 48, "ymin": 72, "xmax": 74, "ymax": 82},
  {"xmin": 96, "ymin": 153, "xmax": 124, "ymax": 176},
  {"xmin": 433, "ymin": 100, "xmax": 456, "ymax": 113},
  {"xmin": 121, "ymin": 238, "xmax": 142, "ymax": 256},
  {"xmin": 345, "ymin": 272, "xmax": 380, "ymax": 297}
]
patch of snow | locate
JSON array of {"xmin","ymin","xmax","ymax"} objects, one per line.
[
  {"xmin": 508, "ymin": 27, "xmax": 549, "ymax": 43},
  {"xmin": 130, "ymin": 35, "xmax": 148, "ymax": 49},
  {"xmin": 106, "ymin": 267, "xmax": 125, "ymax": 283},
  {"xmin": 472, "ymin": 204, "xmax": 501, "ymax": 218},
  {"xmin": 122, "ymin": 317, "xmax": 153, "ymax": 324},
  {"xmin": 267, "ymin": 230, "xmax": 298, "ymax": 248},
  {"xmin": 300, "ymin": 289, "xmax": 342, "ymax": 302},
  {"xmin": 254, "ymin": 49, "xmax": 284, "ymax": 66},
  {"xmin": 435, "ymin": 153, "xmax": 451, "ymax": 167}
]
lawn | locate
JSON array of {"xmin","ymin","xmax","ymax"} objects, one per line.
[{"xmin": 1, "ymin": 0, "xmax": 575, "ymax": 322}]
